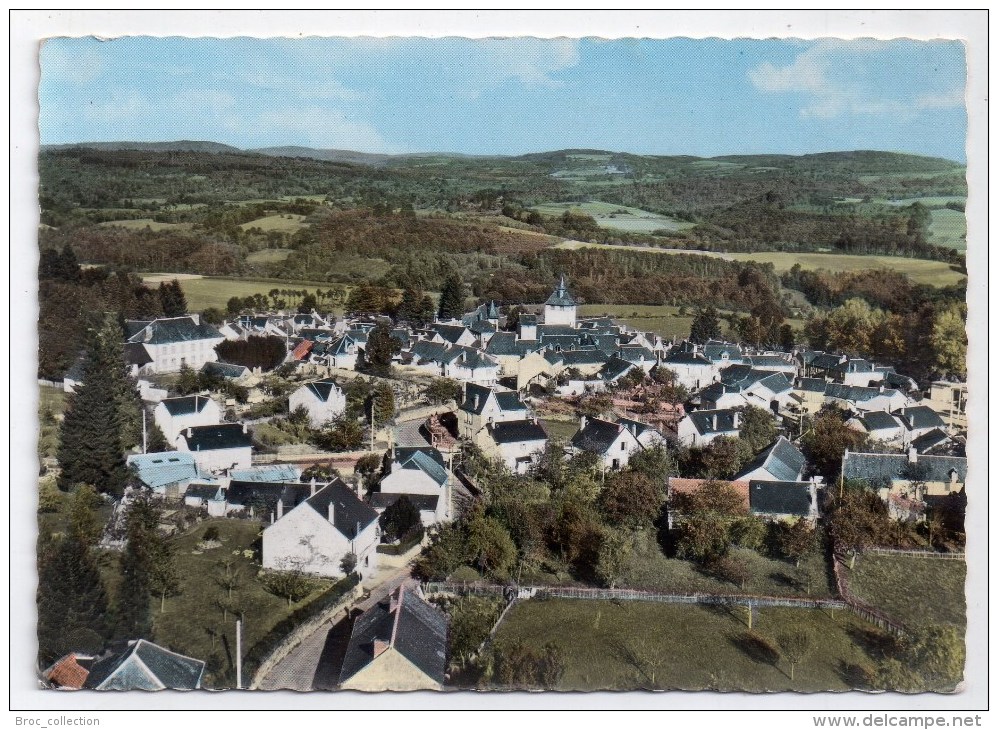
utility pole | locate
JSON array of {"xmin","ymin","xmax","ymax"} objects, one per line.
[
  {"xmin": 142, "ymin": 409, "xmax": 148, "ymax": 454},
  {"xmin": 235, "ymin": 618, "xmax": 242, "ymax": 689}
]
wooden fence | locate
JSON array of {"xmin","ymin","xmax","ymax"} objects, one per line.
[
  {"xmin": 831, "ymin": 545, "xmax": 908, "ymax": 638},
  {"xmin": 863, "ymin": 547, "xmax": 966, "ymax": 560}
]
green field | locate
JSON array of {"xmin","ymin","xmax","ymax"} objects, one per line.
[
  {"xmin": 537, "ymin": 417, "xmax": 579, "ymax": 443},
  {"xmin": 494, "ymin": 599, "xmax": 882, "ymax": 692},
  {"xmin": 848, "ymin": 554, "xmax": 967, "ymax": 630},
  {"xmin": 98, "ymin": 218, "xmax": 192, "ymax": 232},
  {"xmin": 578, "ymin": 303, "xmax": 806, "ymax": 340},
  {"xmin": 246, "ymin": 248, "xmax": 294, "ymax": 265},
  {"xmin": 532, "ymin": 200, "xmax": 695, "ymax": 233},
  {"xmin": 726, "ymin": 252, "xmax": 966, "ymax": 287},
  {"xmin": 927, "ymin": 208, "xmax": 967, "ymax": 251},
  {"xmin": 142, "ymin": 275, "xmax": 350, "ymax": 312},
  {"xmin": 143, "ymin": 519, "xmax": 334, "ymax": 686},
  {"xmin": 554, "ymin": 240, "xmax": 726, "ymax": 258},
  {"xmin": 239, "ymin": 214, "xmax": 307, "ymax": 233}
]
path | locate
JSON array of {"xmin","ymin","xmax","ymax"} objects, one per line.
[{"xmin": 256, "ymin": 563, "xmax": 418, "ymax": 691}]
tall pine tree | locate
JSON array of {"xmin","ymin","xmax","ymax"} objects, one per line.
[
  {"xmin": 690, "ymin": 306, "xmax": 722, "ymax": 345},
  {"xmin": 115, "ymin": 496, "xmax": 160, "ymax": 640},
  {"xmin": 437, "ymin": 273, "xmax": 465, "ymax": 321},
  {"xmin": 158, "ymin": 279, "xmax": 188, "ymax": 317},
  {"xmin": 57, "ymin": 315, "xmax": 131, "ymax": 496},
  {"xmin": 37, "ymin": 533, "xmax": 111, "ymax": 665}
]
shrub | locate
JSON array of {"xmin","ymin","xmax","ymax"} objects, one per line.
[{"xmin": 202, "ymin": 525, "xmax": 220, "ymax": 542}]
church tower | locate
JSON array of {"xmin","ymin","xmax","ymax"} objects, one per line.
[{"xmin": 543, "ymin": 274, "xmax": 577, "ymax": 327}]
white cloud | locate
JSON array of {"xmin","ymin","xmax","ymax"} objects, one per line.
[
  {"xmin": 476, "ymin": 38, "xmax": 581, "ymax": 85},
  {"xmin": 748, "ymin": 40, "xmax": 965, "ymax": 120},
  {"xmin": 244, "ymin": 106, "xmax": 393, "ymax": 152}
]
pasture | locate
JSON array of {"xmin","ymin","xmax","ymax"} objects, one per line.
[
  {"xmin": 141, "ymin": 275, "xmax": 349, "ymax": 313},
  {"xmin": 927, "ymin": 208, "xmax": 967, "ymax": 251},
  {"xmin": 494, "ymin": 599, "xmax": 883, "ymax": 692},
  {"xmin": 246, "ymin": 248, "xmax": 294, "ymax": 265},
  {"xmin": 98, "ymin": 218, "xmax": 192, "ymax": 232},
  {"xmin": 532, "ymin": 200, "xmax": 695, "ymax": 233},
  {"xmin": 239, "ymin": 214, "xmax": 308, "ymax": 233},
  {"xmin": 726, "ymin": 252, "xmax": 966, "ymax": 287},
  {"xmin": 578, "ymin": 304, "xmax": 806, "ymax": 340},
  {"xmin": 848, "ymin": 554, "xmax": 967, "ymax": 630}
]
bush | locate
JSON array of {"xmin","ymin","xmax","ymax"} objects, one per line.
[
  {"xmin": 202, "ymin": 525, "xmax": 220, "ymax": 542},
  {"xmin": 376, "ymin": 527, "xmax": 425, "ymax": 555}
]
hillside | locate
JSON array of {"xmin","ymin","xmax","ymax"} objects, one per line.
[{"xmin": 42, "ymin": 140, "xmax": 242, "ymax": 154}]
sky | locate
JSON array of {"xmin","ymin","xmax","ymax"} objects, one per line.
[{"xmin": 39, "ymin": 36, "xmax": 968, "ymax": 162}]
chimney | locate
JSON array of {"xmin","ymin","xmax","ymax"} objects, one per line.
[
  {"xmin": 270, "ymin": 511, "xmax": 275, "ymax": 525},
  {"xmin": 356, "ymin": 520, "xmax": 361, "ymax": 538},
  {"xmin": 711, "ymin": 414, "xmax": 718, "ymax": 431},
  {"xmin": 950, "ymin": 469, "xmax": 958, "ymax": 485},
  {"xmin": 328, "ymin": 502, "xmax": 335, "ymax": 524},
  {"xmin": 733, "ymin": 412, "xmax": 740, "ymax": 429},
  {"xmin": 580, "ymin": 415, "xmax": 588, "ymax": 431},
  {"xmin": 242, "ymin": 423, "xmax": 248, "ymax": 434},
  {"xmin": 249, "ymin": 505, "xmax": 254, "ymax": 519},
  {"xmin": 473, "ymin": 393, "xmax": 480, "ymax": 411},
  {"xmin": 356, "ymin": 477, "xmax": 363, "ymax": 500},
  {"xmin": 310, "ymin": 477, "xmax": 317, "ymax": 497},
  {"xmin": 276, "ymin": 498, "xmax": 284, "ymax": 519},
  {"xmin": 907, "ymin": 446, "xmax": 918, "ymax": 464}
]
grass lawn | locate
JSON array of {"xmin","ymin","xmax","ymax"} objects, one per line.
[
  {"xmin": 848, "ymin": 554, "xmax": 967, "ymax": 630},
  {"xmin": 147, "ymin": 518, "xmax": 335, "ymax": 685},
  {"xmin": 619, "ymin": 533, "xmax": 834, "ymax": 599},
  {"xmin": 532, "ymin": 201, "xmax": 695, "ymax": 233},
  {"xmin": 494, "ymin": 599, "xmax": 881, "ymax": 691},
  {"xmin": 726, "ymin": 252, "xmax": 966, "ymax": 287},
  {"xmin": 537, "ymin": 417, "xmax": 579, "ymax": 443},
  {"xmin": 144, "ymin": 275, "xmax": 350, "ymax": 312},
  {"xmin": 927, "ymin": 208, "xmax": 967, "ymax": 251},
  {"xmin": 245, "ymin": 248, "xmax": 294, "ymax": 265},
  {"xmin": 239, "ymin": 214, "xmax": 307, "ymax": 233}
]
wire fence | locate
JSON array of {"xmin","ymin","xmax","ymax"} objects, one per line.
[{"xmin": 862, "ymin": 547, "xmax": 966, "ymax": 560}]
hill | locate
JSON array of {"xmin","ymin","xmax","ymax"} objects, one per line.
[
  {"xmin": 250, "ymin": 146, "xmax": 394, "ymax": 166},
  {"xmin": 42, "ymin": 140, "xmax": 242, "ymax": 154}
]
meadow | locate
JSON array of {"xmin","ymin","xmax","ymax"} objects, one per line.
[
  {"xmin": 578, "ymin": 303, "xmax": 806, "ymax": 340},
  {"xmin": 848, "ymin": 554, "xmax": 967, "ymax": 630},
  {"xmin": 726, "ymin": 251, "xmax": 966, "ymax": 287},
  {"xmin": 239, "ymin": 214, "xmax": 308, "ymax": 233},
  {"xmin": 532, "ymin": 200, "xmax": 695, "ymax": 234},
  {"xmin": 141, "ymin": 275, "xmax": 351, "ymax": 313},
  {"xmin": 927, "ymin": 208, "xmax": 968, "ymax": 251},
  {"xmin": 98, "ymin": 218, "xmax": 192, "ymax": 232},
  {"xmin": 494, "ymin": 599, "xmax": 883, "ymax": 692}
]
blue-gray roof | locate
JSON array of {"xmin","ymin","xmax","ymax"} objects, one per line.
[
  {"xmin": 748, "ymin": 355, "xmax": 794, "ymax": 369},
  {"xmin": 126, "ymin": 317, "xmax": 223, "ymax": 346},
  {"xmin": 795, "ymin": 377, "xmax": 828, "ymax": 393},
  {"xmin": 304, "ymin": 479, "xmax": 380, "ymax": 538},
  {"xmin": 201, "ymin": 361, "xmax": 249, "ymax": 378},
  {"xmin": 160, "ymin": 395, "xmax": 216, "ymax": 417},
  {"xmin": 226, "ymin": 481, "xmax": 312, "ymax": 512},
  {"xmin": 842, "ymin": 452, "xmax": 967, "ymax": 484},
  {"xmin": 180, "ymin": 424, "xmax": 252, "ymax": 451},
  {"xmin": 602, "ymin": 356, "xmax": 636, "ymax": 382},
  {"xmin": 411, "ymin": 340, "xmax": 449, "ymax": 363},
  {"xmin": 911, "ymin": 429, "xmax": 952, "ymax": 454},
  {"xmin": 894, "ymin": 406, "xmax": 946, "ymax": 431},
  {"xmin": 663, "ymin": 352, "xmax": 712, "ymax": 366},
  {"xmin": 432, "ymin": 324, "xmax": 471, "ymax": 344},
  {"xmin": 228, "ymin": 464, "xmax": 301, "ymax": 483},
  {"xmin": 545, "ymin": 275, "xmax": 577, "ymax": 307},
  {"xmin": 339, "ymin": 587, "xmax": 448, "ymax": 686},
  {"xmin": 687, "ymin": 408, "xmax": 740, "ymax": 435},
  {"xmin": 572, "ymin": 418, "xmax": 627, "ymax": 454},
  {"xmin": 369, "ymin": 492, "xmax": 440, "ymax": 512},
  {"xmin": 303, "ymin": 378, "xmax": 342, "ymax": 403},
  {"xmin": 738, "ymin": 436, "xmax": 805, "ymax": 482},
  {"xmin": 85, "ymin": 640, "xmax": 205, "ymax": 691},
  {"xmin": 486, "ymin": 419, "xmax": 547, "ymax": 445},
  {"xmin": 703, "ymin": 341, "xmax": 743, "ymax": 362},
  {"xmin": 485, "ymin": 332, "xmax": 542, "ymax": 357},
  {"xmin": 749, "ymin": 481, "xmax": 814, "ymax": 518},
  {"xmin": 858, "ymin": 411, "xmax": 903, "ymax": 432},
  {"xmin": 825, "ymin": 383, "xmax": 900, "ymax": 402},
  {"xmin": 127, "ymin": 452, "xmax": 199, "ymax": 490},
  {"xmin": 395, "ymin": 449, "xmax": 450, "ymax": 487}
]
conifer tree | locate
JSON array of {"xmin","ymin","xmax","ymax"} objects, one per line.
[
  {"xmin": 158, "ymin": 279, "xmax": 188, "ymax": 317},
  {"xmin": 437, "ymin": 272, "xmax": 465, "ymax": 321},
  {"xmin": 690, "ymin": 305, "xmax": 722, "ymax": 344},
  {"xmin": 363, "ymin": 322, "xmax": 402, "ymax": 377},
  {"xmin": 115, "ymin": 496, "xmax": 160, "ymax": 639},
  {"xmin": 57, "ymin": 315, "xmax": 130, "ymax": 496}
]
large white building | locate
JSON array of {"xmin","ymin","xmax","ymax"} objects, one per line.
[
  {"xmin": 543, "ymin": 275, "xmax": 578, "ymax": 327},
  {"xmin": 153, "ymin": 394, "xmax": 222, "ymax": 443},
  {"xmin": 175, "ymin": 423, "xmax": 253, "ymax": 474},
  {"xmin": 124, "ymin": 317, "xmax": 225, "ymax": 374}
]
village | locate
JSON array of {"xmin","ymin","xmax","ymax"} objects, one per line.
[{"xmin": 38, "ymin": 272, "xmax": 968, "ymax": 693}]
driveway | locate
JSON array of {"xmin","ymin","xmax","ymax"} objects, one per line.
[{"xmin": 255, "ymin": 564, "xmax": 418, "ymax": 691}]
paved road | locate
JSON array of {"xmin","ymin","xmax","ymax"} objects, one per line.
[{"xmin": 256, "ymin": 566, "xmax": 417, "ymax": 691}]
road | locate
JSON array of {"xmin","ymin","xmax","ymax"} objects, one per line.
[{"xmin": 255, "ymin": 565, "xmax": 418, "ymax": 691}]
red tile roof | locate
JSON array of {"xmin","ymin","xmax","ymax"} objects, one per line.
[
  {"xmin": 667, "ymin": 478, "xmax": 751, "ymax": 512},
  {"xmin": 292, "ymin": 340, "xmax": 313, "ymax": 361},
  {"xmin": 45, "ymin": 654, "xmax": 89, "ymax": 689}
]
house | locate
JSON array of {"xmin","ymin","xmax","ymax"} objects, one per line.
[
  {"xmin": 224, "ymin": 480, "xmax": 315, "ymax": 519},
  {"xmin": 748, "ymin": 480, "xmax": 819, "ymax": 523},
  {"xmin": 676, "ymin": 408, "xmax": 741, "ymax": 448},
  {"xmin": 746, "ymin": 354, "xmax": 798, "ymax": 376},
  {"xmin": 327, "ymin": 333, "xmax": 363, "ymax": 369},
  {"xmin": 615, "ymin": 345, "xmax": 657, "ymax": 373},
  {"xmin": 126, "ymin": 451, "xmax": 201, "ymax": 500},
  {"xmin": 289, "ymin": 378, "xmax": 347, "ymax": 428},
  {"xmin": 823, "ymin": 383, "xmax": 910, "ymax": 414},
  {"xmin": 262, "ymin": 478, "xmax": 380, "ymax": 579},
  {"xmin": 601, "ymin": 356, "xmax": 639, "ymax": 385},
  {"xmin": 517, "ymin": 313, "xmax": 538, "ymax": 340},
  {"xmin": 659, "ymin": 350, "xmax": 715, "ymax": 391},
  {"xmin": 457, "ymin": 383, "xmax": 529, "ymax": 441},
  {"xmin": 153, "ymin": 394, "xmax": 223, "ymax": 443},
  {"xmin": 735, "ymin": 436, "xmax": 806, "ymax": 483},
  {"xmin": 430, "ymin": 323, "xmax": 477, "ymax": 347},
  {"xmin": 791, "ymin": 377, "xmax": 829, "ymax": 416},
  {"xmin": 570, "ymin": 416, "xmax": 643, "ymax": 471},
  {"xmin": 697, "ymin": 382, "xmax": 750, "ymax": 411},
  {"xmin": 893, "ymin": 406, "xmax": 948, "ymax": 445},
  {"xmin": 616, "ymin": 416, "xmax": 665, "ymax": 449},
  {"xmin": 79, "ymin": 639, "xmax": 205, "ymax": 691},
  {"xmin": 124, "ymin": 316, "xmax": 225, "ymax": 374},
  {"xmin": 380, "ymin": 447, "xmax": 452, "ymax": 497},
  {"xmin": 714, "ymin": 366, "xmax": 795, "ymax": 411},
  {"xmin": 370, "ymin": 492, "xmax": 444, "ymax": 528},
  {"xmin": 338, "ymin": 584, "xmax": 448, "ymax": 691},
  {"xmin": 440, "ymin": 346, "xmax": 500, "ymax": 385},
  {"xmin": 543, "ymin": 275, "xmax": 578, "ymax": 327},
  {"xmin": 910, "ymin": 429, "xmax": 955, "ymax": 455},
  {"xmin": 183, "ymin": 483, "xmax": 226, "ymax": 516},
  {"xmin": 841, "ymin": 448, "xmax": 968, "ymax": 506},
  {"xmin": 175, "ymin": 423, "xmax": 253, "ymax": 474},
  {"xmin": 481, "ymin": 419, "xmax": 548, "ymax": 475},
  {"xmin": 924, "ymin": 380, "xmax": 967, "ymax": 430},
  {"xmin": 702, "ymin": 340, "xmax": 745, "ymax": 369},
  {"xmin": 200, "ymin": 360, "xmax": 251, "ymax": 382},
  {"xmin": 845, "ymin": 410, "xmax": 906, "ymax": 445}
]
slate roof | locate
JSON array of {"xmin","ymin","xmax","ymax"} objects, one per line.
[
  {"xmin": 795, "ymin": 377, "xmax": 828, "ymax": 393},
  {"xmin": 201, "ymin": 361, "xmax": 250, "ymax": 378},
  {"xmin": 719, "ymin": 366, "xmax": 792, "ymax": 394},
  {"xmin": 483, "ymin": 332, "xmax": 542, "ymax": 357},
  {"xmin": 698, "ymin": 382, "xmax": 743, "ymax": 405},
  {"xmin": 663, "ymin": 351, "xmax": 712, "ymax": 366},
  {"xmin": 369, "ymin": 492, "xmax": 440, "ymax": 512},
  {"xmin": 748, "ymin": 355, "xmax": 794, "ymax": 369},
  {"xmin": 737, "ymin": 437, "xmax": 806, "ymax": 482},
  {"xmin": 486, "ymin": 419, "xmax": 547, "ymax": 445},
  {"xmin": 810, "ymin": 353, "xmax": 847, "ymax": 371},
  {"xmin": 749, "ymin": 480, "xmax": 814, "ymax": 518},
  {"xmin": 536, "ymin": 324, "xmax": 578, "ymax": 338},
  {"xmin": 127, "ymin": 452, "xmax": 199, "ymax": 490},
  {"xmin": 443, "ymin": 346, "xmax": 497, "ymax": 370},
  {"xmin": 180, "ymin": 424, "xmax": 252, "ymax": 451},
  {"xmin": 126, "ymin": 317, "xmax": 223, "ymax": 346},
  {"xmin": 842, "ymin": 452, "xmax": 968, "ymax": 484},
  {"xmin": 572, "ymin": 418, "xmax": 629, "ymax": 454},
  {"xmin": 303, "ymin": 378, "xmax": 342, "ymax": 403},
  {"xmin": 894, "ymin": 406, "xmax": 946, "ymax": 431},
  {"xmin": 339, "ymin": 586, "xmax": 448, "ymax": 686},
  {"xmin": 858, "ymin": 411, "xmax": 903, "ymax": 432},
  {"xmin": 460, "ymin": 383, "xmax": 494, "ymax": 414},
  {"xmin": 469, "ymin": 320, "xmax": 497, "ymax": 335},
  {"xmin": 393, "ymin": 449, "xmax": 450, "ymax": 487},
  {"xmin": 185, "ymin": 483, "xmax": 224, "ymax": 501},
  {"xmin": 616, "ymin": 345, "xmax": 655, "ymax": 363},
  {"xmin": 518, "ymin": 314, "xmax": 538, "ymax": 326},
  {"xmin": 686, "ymin": 408, "xmax": 740, "ymax": 435},
  {"xmin": 911, "ymin": 429, "xmax": 952, "ymax": 454},
  {"xmin": 226, "ymin": 481, "xmax": 312, "ymax": 513},
  {"xmin": 703, "ymin": 341, "xmax": 743, "ymax": 362},
  {"xmin": 495, "ymin": 391, "xmax": 527, "ymax": 412},
  {"xmin": 559, "ymin": 349, "xmax": 609, "ymax": 367},
  {"xmin": 617, "ymin": 417, "xmax": 660, "ymax": 440},
  {"xmin": 825, "ymin": 383, "xmax": 901, "ymax": 403},
  {"xmin": 160, "ymin": 395, "xmax": 216, "ymax": 417},
  {"xmin": 85, "ymin": 640, "xmax": 205, "ymax": 691},
  {"xmin": 411, "ymin": 340, "xmax": 450, "ymax": 363},
  {"xmin": 304, "ymin": 479, "xmax": 380, "ymax": 538},
  {"xmin": 432, "ymin": 324, "xmax": 471, "ymax": 344},
  {"xmin": 831, "ymin": 358, "xmax": 876, "ymax": 375},
  {"xmin": 602, "ymin": 356, "xmax": 636, "ymax": 382},
  {"xmin": 228, "ymin": 464, "xmax": 301, "ymax": 483},
  {"xmin": 124, "ymin": 342, "xmax": 153, "ymax": 367},
  {"xmin": 545, "ymin": 275, "xmax": 577, "ymax": 307}
]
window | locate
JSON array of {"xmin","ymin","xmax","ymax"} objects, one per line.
[{"xmin": 621, "ymin": 441, "xmax": 626, "ymax": 451}]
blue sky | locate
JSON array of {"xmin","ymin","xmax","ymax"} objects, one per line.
[{"xmin": 39, "ymin": 36, "xmax": 968, "ymax": 162}]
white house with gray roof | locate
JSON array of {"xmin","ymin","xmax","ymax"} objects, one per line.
[
  {"xmin": 570, "ymin": 416, "xmax": 643, "ymax": 471},
  {"xmin": 262, "ymin": 478, "xmax": 381, "ymax": 579},
  {"xmin": 153, "ymin": 394, "xmax": 222, "ymax": 443},
  {"xmin": 659, "ymin": 350, "xmax": 715, "ymax": 390},
  {"xmin": 124, "ymin": 317, "xmax": 224, "ymax": 374},
  {"xmin": 289, "ymin": 378, "xmax": 347, "ymax": 428},
  {"xmin": 481, "ymin": 419, "xmax": 548, "ymax": 474},
  {"xmin": 845, "ymin": 410, "xmax": 906, "ymax": 445},
  {"xmin": 544, "ymin": 275, "xmax": 578, "ymax": 327},
  {"xmin": 458, "ymin": 383, "xmax": 529, "ymax": 441},
  {"xmin": 126, "ymin": 451, "xmax": 202, "ymax": 500},
  {"xmin": 736, "ymin": 436, "xmax": 807, "ymax": 483},
  {"xmin": 676, "ymin": 408, "xmax": 742, "ymax": 447},
  {"xmin": 175, "ymin": 423, "xmax": 253, "ymax": 474},
  {"xmin": 376, "ymin": 446, "xmax": 451, "ymax": 525}
]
